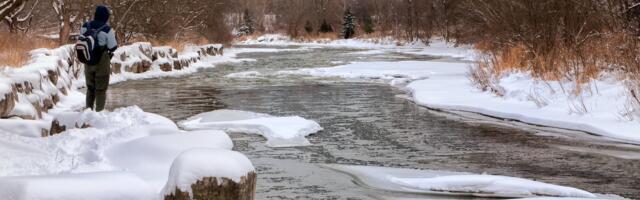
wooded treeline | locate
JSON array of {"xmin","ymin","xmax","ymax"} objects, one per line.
[{"xmin": 3, "ymin": 0, "xmax": 640, "ymax": 80}]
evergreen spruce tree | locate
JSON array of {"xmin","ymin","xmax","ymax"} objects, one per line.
[
  {"xmin": 340, "ymin": 8, "xmax": 356, "ymax": 39},
  {"xmin": 319, "ymin": 19, "xmax": 333, "ymax": 33},
  {"xmin": 238, "ymin": 9, "xmax": 255, "ymax": 36}
]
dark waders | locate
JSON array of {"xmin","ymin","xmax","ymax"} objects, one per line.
[{"xmin": 85, "ymin": 51, "xmax": 111, "ymax": 112}]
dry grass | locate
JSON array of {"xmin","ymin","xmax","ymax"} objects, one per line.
[
  {"xmin": 0, "ymin": 32, "xmax": 56, "ymax": 67},
  {"xmin": 468, "ymin": 33, "xmax": 640, "ymax": 103}
]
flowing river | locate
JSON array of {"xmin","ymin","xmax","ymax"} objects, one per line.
[{"xmin": 106, "ymin": 45, "xmax": 640, "ymax": 199}]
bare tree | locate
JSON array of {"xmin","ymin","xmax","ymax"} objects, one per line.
[
  {"xmin": 52, "ymin": 0, "xmax": 93, "ymax": 44},
  {"xmin": 1, "ymin": 0, "xmax": 39, "ymax": 32}
]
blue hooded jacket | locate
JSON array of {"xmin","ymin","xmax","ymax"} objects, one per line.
[{"xmin": 81, "ymin": 5, "xmax": 118, "ymax": 52}]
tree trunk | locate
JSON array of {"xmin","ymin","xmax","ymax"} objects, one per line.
[
  {"xmin": 59, "ymin": 14, "xmax": 71, "ymax": 45},
  {"xmin": 164, "ymin": 172, "xmax": 257, "ymax": 200}
]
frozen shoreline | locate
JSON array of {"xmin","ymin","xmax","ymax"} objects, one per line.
[
  {"xmin": 0, "ymin": 44, "xmax": 294, "ymax": 199},
  {"xmin": 241, "ymin": 34, "xmax": 640, "ymax": 145}
]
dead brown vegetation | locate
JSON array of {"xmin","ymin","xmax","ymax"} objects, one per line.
[{"xmin": 0, "ymin": 32, "xmax": 55, "ymax": 67}]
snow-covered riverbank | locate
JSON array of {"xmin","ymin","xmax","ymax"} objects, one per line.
[
  {"xmin": 0, "ymin": 44, "xmax": 291, "ymax": 199},
  {"xmin": 242, "ymin": 34, "xmax": 640, "ymax": 145}
]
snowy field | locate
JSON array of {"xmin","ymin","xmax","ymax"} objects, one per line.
[{"xmin": 243, "ymin": 34, "xmax": 640, "ymax": 145}]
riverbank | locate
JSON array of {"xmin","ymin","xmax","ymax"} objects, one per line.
[
  {"xmin": 239, "ymin": 34, "xmax": 640, "ymax": 145},
  {"xmin": 0, "ymin": 43, "xmax": 261, "ymax": 199},
  {"xmin": 107, "ymin": 45, "xmax": 635, "ymax": 198}
]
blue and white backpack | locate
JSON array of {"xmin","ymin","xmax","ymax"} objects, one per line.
[{"xmin": 75, "ymin": 24, "xmax": 107, "ymax": 65}]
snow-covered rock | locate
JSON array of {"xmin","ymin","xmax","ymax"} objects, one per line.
[{"xmin": 179, "ymin": 110, "xmax": 323, "ymax": 147}]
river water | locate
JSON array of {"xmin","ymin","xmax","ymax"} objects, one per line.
[{"xmin": 106, "ymin": 46, "xmax": 640, "ymax": 199}]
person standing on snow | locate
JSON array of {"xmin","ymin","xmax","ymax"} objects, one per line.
[{"xmin": 81, "ymin": 5, "xmax": 118, "ymax": 112}]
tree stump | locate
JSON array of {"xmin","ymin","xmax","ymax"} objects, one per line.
[{"xmin": 164, "ymin": 172, "xmax": 256, "ymax": 200}]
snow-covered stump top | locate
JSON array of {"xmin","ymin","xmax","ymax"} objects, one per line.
[{"xmin": 162, "ymin": 149, "xmax": 256, "ymax": 200}]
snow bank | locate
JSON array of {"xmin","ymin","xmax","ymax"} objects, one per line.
[
  {"xmin": 326, "ymin": 165, "xmax": 596, "ymax": 198},
  {"xmin": 106, "ymin": 130, "xmax": 232, "ymax": 189},
  {"xmin": 0, "ymin": 106, "xmax": 178, "ymax": 177},
  {"xmin": 0, "ymin": 106, "xmax": 250, "ymax": 198},
  {"xmin": 391, "ymin": 175, "xmax": 595, "ymax": 198},
  {"xmin": 396, "ymin": 39, "xmax": 477, "ymax": 61},
  {"xmin": 0, "ymin": 42, "xmax": 268, "ymax": 199},
  {"xmin": 179, "ymin": 109, "xmax": 323, "ymax": 147},
  {"xmin": 407, "ymin": 70, "xmax": 640, "ymax": 144},
  {"xmin": 161, "ymin": 148, "xmax": 255, "ymax": 197},
  {"xmin": 0, "ymin": 172, "xmax": 155, "ymax": 200},
  {"xmin": 0, "ymin": 119, "xmax": 50, "ymax": 137},
  {"xmin": 239, "ymin": 34, "xmax": 398, "ymax": 49},
  {"xmin": 279, "ymin": 57, "xmax": 640, "ymax": 144},
  {"xmin": 239, "ymin": 34, "xmax": 478, "ymax": 60}
]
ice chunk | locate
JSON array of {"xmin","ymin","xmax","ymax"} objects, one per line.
[
  {"xmin": 278, "ymin": 61, "xmax": 438, "ymax": 85},
  {"xmin": 0, "ymin": 172, "xmax": 155, "ymax": 200},
  {"xmin": 179, "ymin": 109, "xmax": 323, "ymax": 147},
  {"xmin": 225, "ymin": 71, "xmax": 261, "ymax": 78},
  {"xmin": 161, "ymin": 148, "xmax": 255, "ymax": 197}
]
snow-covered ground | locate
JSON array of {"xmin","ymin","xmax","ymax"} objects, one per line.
[
  {"xmin": 0, "ymin": 45, "xmax": 308, "ymax": 199},
  {"xmin": 179, "ymin": 109, "xmax": 323, "ymax": 147},
  {"xmin": 260, "ymin": 36, "xmax": 640, "ymax": 145},
  {"xmin": 325, "ymin": 165, "xmax": 621, "ymax": 199}
]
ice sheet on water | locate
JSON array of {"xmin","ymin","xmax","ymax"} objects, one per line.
[
  {"xmin": 179, "ymin": 109, "xmax": 323, "ymax": 147},
  {"xmin": 326, "ymin": 165, "xmax": 596, "ymax": 199}
]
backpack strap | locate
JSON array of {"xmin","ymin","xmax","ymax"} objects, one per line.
[{"xmin": 91, "ymin": 24, "xmax": 109, "ymax": 38}]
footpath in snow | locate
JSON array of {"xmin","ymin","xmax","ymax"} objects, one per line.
[{"xmin": 245, "ymin": 34, "xmax": 640, "ymax": 145}]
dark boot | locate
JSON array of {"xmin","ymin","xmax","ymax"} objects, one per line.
[{"xmin": 86, "ymin": 85, "xmax": 96, "ymax": 110}]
